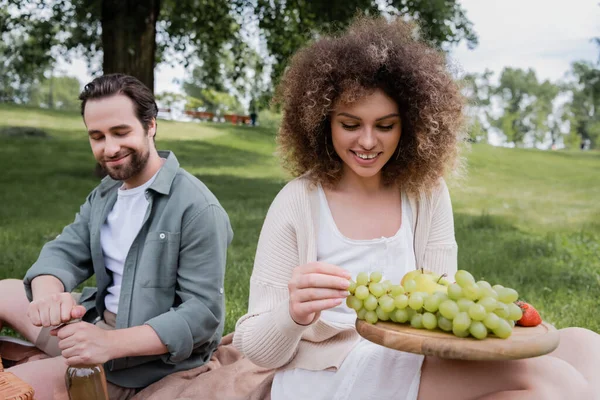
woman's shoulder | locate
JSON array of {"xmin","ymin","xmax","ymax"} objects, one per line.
[{"xmin": 274, "ymin": 175, "xmax": 315, "ymax": 202}]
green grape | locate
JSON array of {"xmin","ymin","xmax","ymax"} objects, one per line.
[
  {"xmin": 364, "ymin": 310, "xmax": 378, "ymax": 324},
  {"xmin": 452, "ymin": 326, "xmax": 470, "ymax": 338},
  {"xmin": 509, "ymin": 320, "xmax": 515, "ymax": 328},
  {"xmin": 364, "ymin": 294, "xmax": 378, "ymax": 311},
  {"xmin": 412, "ymin": 291, "xmax": 430, "ymax": 298},
  {"xmin": 381, "ymin": 280, "xmax": 392, "ymax": 293},
  {"xmin": 457, "ymin": 298, "xmax": 475, "ymax": 312},
  {"xmin": 448, "ymin": 283, "xmax": 463, "ymax": 300},
  {"xmin": 404, "ymin": 279, "xmax": 417, "ymax": 293},
  {"xmin": 379, "ymin": 295, "xmax": 396, "ymax": 313},
  {"xmin": 492, "ymin": 284, "xmax": 504, "ymax": 292},
  {"xmin": 422, "ymin": 312, "xmax": 437, "ymax": 330},
  {"xmin": 480, "ymin": 287, "xmax": 499, "ymax": 299},
  {"xmin": 357, "ymin": 308, "xmax": 367, "ymax": 320},
  {"xmin": 410, "ymin": 313, "xmax": 424, "ymax": 329},
  {"xmin": 394, "ymin": 308, "xmax": 410, "ymax": 323},
  {"xmin": 439, "ymin": 300, "xmax": 460, "ymax": 320},
  {"xmin": 494, "ymin": 303, "xmax": 510, "ymax": 319},
  {"xmin": 476, "ymin": 280, "xmax": 492, "ymax": 290},
  {"xmin": 394, "ymin": 294, "xmax": 409, "ymax": 309},
  {"xmin": 389, "ymin": 311, "xmax": 398, "ymax": 323},
  {"xmin": 346, "ymin": 295, "xmax": 363, "ymax": 311},
  {"xmin": 369, "ymin": 282, "xmax": 385, "ymax": 298},
  {"xmin": 483, "ymin": 312, "xmax": 500, "ymax": 330},
  {"xmin": 478, "ymin": 297, "xmax": 498, "ymax": 313},
  {"xmin": 356, "ymin": 272, "xmax": 369, "ymax": 286},
  {"xmin": 348, "ymin": 280, "xmax": 357, "ymax": 295},
  {"xmin": 463, "ymin": 284, "xmax": 482, "ymax": 301},
  {"xmin": 438, "ymin": 316, "xmax": 453, "ymax": 332},
  {"xmin": 434, "ymin": 292, "xmax": 449, "ymax": 303},
  {"xmin": 408, "ymin": 294, "xmax": 424, "ymax": 311},
  {"xmin": 497, "ymin": 288, "xmax": 519, "ymax": 304},
  {"xmin": 453, "ymin": 312, "xmax": 472, "ymax": 331},
  {"xmin": 376, "ymin": 306, "xmax": 390, "ymax": 321},
  {"xmin": 492, "ymin": 318, "xmax": 513, "ymax": 339},
  {"xmin": 355, "ymin": 285, "xmax": 369, "ymax": 300},
  {"xmin": 455, "ymin": 270, "xmax": 475, "ymax": 288},
  {"xmin": 423, "ymin": 295, "xmax": 442, "ymax": 313},
  {"xmin": 507, "ymin": 302, "xmax": 523, "ymax": 321},
  {"xmin": 468, "ymin": 304, "xmax": 487, "ymax": 321},
  {"xmin": 469, "ymin": 321, "xmax": 488, "ymax": 340},
  {"xmin": 390, "ymin": 285, "xmax": 405, "ymax": 297},
  {"xmin": 370, "ymin": 271, "xmax": 383, "ymax": 283}
]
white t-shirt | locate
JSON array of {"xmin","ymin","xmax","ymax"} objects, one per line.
[
  {"xmin": 271, "ymin": 185, "xmax": 424, "ymax": 400},
  {"xmin": 100, "ymin": 171, "xmax": 160, "ymax": 314}
]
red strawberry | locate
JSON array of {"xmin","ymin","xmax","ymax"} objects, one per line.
[{"xmin": 515, "ymin": 301, "xmax": 542, "ymax": 327}]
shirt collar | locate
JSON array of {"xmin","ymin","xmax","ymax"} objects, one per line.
[{"xmin": 98, "ymin": 150, "xmax": 179, "ymax": 197}]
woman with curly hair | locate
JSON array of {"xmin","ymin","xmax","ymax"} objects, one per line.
[{"xmin": 234, "ymin": 16, "xmax": 598, "ymax": 399}]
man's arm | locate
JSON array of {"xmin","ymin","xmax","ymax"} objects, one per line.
[
  {"xmin": 23, "ymin": 190, "xmax": 96, "ymax": 301},
  {"xmin": 144, "ymin": 204, "xmax": 233, "ymax": 363}
]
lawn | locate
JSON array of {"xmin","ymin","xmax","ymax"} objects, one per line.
[{"xmin": 0, "ymin": 104, "xmax": 599, "ymax": 335}]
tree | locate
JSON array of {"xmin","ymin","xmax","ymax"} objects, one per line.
[
  {"xmin": 28, "ymin": 75, "xmax": 82, "ymax": 111},
  {"xmin": 0, "ymin": 6, "xmax": 59, "ymax": 102},
  {"xmin": 491, "ymin": 68, "xmax": 540, "ymax": 146},
  {"xmin": 568, "ymin": 61, "xmax": 600, "ymax": 149},
  {"xmin": 462, "ymin": 70, "xmax": 493, "ymax": 143},
  {"xmin": 3, "ymin": 0, "xmax": 477, "ymax": 95}
]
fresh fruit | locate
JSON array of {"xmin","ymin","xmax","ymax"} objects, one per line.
[
  {"xmin": 403, "ymin": 279, "xmax": 417, "ymax": 293},
  {"xmin": 352, "ymin": 269, "xmax": 525, "ymax": 340},
  {"xmin": 422, "ymin": 312, "xmax": 438, "ymax": 330},
  {"xmin": 356, "ymin": 272, "xmax": 369, "ymax": 286},
  {"xmin": 515, "ymin": 301, "xmax": 542, "ymax": 327},
  {"xmin": 455, "ymin": 270, "xmax": 476, "ymax": 288},
  {"xmin": 410, "ymin": 313, "xmax": 424, "ymax": 329},
  {"xmin": 448, "ymin": 283, "xmax": 463, "ymax": 300},
  {"xmin": 469, "ymin": 321, "xmax": 488, "ymax": 340},
  {"xmin": 369, "ymin": 282, "xmax": 385, "ymax": 297},
  {"xmin": 370, "ymin": 271, "xmax": 383, "ymax": 283},
  {"xmin": 401, "ymin": 268, "xmax": 449, "ymax": 295},
  {"xmin": 348, "ymin": 280, "xmax": 357, "ymax": 294},
  {"xmin": 364, "ymin": 294, "xmax": 378, "ymax": 311},
  {"xmin": 394, "ymin": 294, "xmax": 409, "ymax": 309},
  {"xmin": 355, "ymin": 285, "xmax": 369, "ymax": 300},
  {"xmin": 439, "ymin": 300, "xmax": 459, "ymax": 320}
]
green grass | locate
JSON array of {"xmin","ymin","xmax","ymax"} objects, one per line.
[{"xmin": 1, "ymin": 104, "xmax": 598, "ymax": 337}]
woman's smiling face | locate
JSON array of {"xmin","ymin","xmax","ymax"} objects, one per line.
[{"xmin": 330, "ymin": 89, "xmax": 402, "ymax": 182}]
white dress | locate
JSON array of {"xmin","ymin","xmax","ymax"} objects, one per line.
[{"xmin": 271, "ymin": 185, "xmax": 425, "ymax": 400}]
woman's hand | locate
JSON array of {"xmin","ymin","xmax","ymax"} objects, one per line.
[{"xmin": 288, "ymin": 262, "xmax": 351, "ymax": 325}]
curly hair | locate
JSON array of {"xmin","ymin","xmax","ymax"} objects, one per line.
[{"xmin": 275, "ymin": 16, "xmax": 467, "ymax": 194}]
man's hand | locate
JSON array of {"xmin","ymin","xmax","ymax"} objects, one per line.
[
  {"xmin": 27, "ymin": 292, "xmax": 86, "ymax": 327},
  {"xmin": 52, "ymin": 322, "xmax": 113, "ymax": 366}
]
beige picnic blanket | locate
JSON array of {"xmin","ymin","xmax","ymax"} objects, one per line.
[{"xmin": 132, "ymin": 333, "xmax": 275, "ymax": 400}]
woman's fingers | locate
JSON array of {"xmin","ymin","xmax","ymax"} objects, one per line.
[
  {"xmin": 293, "ymin": 288, "xmax": 348, "ymax": 303},
  {"xmin": 300, "ymin": 262, "xmax": 351, "ymax": 279},
  {"xmin": 290, "ymin": 298, "xmax": 344, "ymax": 321},
  {"xmin": 293, "ymin": 273, "xmax": 350, "ymax": 290}
]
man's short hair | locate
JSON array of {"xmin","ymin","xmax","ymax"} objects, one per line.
[{"xmin": 79, "ymin": 74, "xmax": 158, "ymax": 131}]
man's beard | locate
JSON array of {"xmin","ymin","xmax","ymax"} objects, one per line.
[{"xmin": 102, "ymin": 148, "xmax": 150, "ymax": 182}]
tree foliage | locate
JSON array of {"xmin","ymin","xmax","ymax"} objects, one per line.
[{"xmin": 2, "ymin": 0, "xmax": 477, "ymax": 98}]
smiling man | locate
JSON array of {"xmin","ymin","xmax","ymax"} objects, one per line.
[{"xmin": 0, "ymin": 74, "xmax": 233, "ymax": 400}]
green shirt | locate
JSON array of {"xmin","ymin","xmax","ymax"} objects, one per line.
[{"xmin": 23, "ymin": 151, "xmax": 233, "ymax": 388}]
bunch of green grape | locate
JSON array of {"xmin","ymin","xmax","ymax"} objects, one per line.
[{"xmin": 346, "ymin": 269, "xmax": 523, "ymax": 340}]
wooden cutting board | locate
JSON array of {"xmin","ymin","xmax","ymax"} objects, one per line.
[{"xmin": 356, "ymin": 319, "xmax": 560, "ymax": 361}]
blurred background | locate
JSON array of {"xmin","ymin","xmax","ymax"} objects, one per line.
[{"xmin": 0, "ymin": 0, "xmax": 598, "ymax": 335}]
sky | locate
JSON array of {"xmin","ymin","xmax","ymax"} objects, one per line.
[{"xmin": 60, "ymin": 0, "xmax": 600, "ymax": 94}]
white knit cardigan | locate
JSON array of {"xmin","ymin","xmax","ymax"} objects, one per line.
[{"xmin": 233, "ymin": 176, "xmax": 458, "ymax": 371}]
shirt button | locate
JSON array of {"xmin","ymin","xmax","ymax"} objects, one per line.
[{"xmin": 159, "ymin": 233, "xmax": 166, "ymax": 239}]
